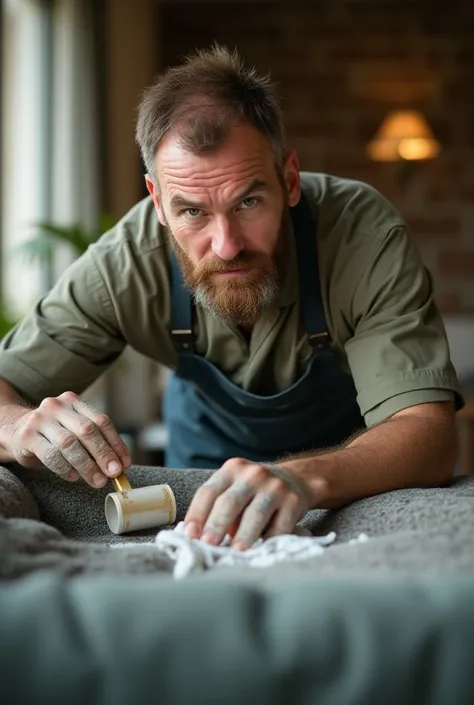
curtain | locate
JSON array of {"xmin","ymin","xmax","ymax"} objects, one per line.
[{"xmin": 2, "ymin": 0, "xmax": 102, "ymax": 302}]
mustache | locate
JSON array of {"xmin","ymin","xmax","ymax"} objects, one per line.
[{"xmin": 194, "ymin": 252, "xmax": 270, "ymax": 276}]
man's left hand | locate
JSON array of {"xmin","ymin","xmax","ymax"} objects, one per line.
[{"xmin": 183, "ymin": 457, "xmax": 311, "ymax": 550}]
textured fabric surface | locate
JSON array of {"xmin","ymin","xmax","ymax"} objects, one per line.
[
  {"xmin": 1, "ymin": 465, "xmax": 474, "ymax": 705},
  {"xmin": 209, "ymin": 476, "xmax": 474, "ymax": 586},
  {"xmin": 2, "ymin": 572, "xmax": 474, "ymax": 705},
  {"xmin": 10, "ymin": 464, "xmax": 215, "ymax": 543},
  {"xmin": 0, "ymin": 466, "xmax": 39, "ymax": 521},
  {"xmin": 0, "ymin": 465, "xmax": 215, "ymax": 580},
  {"xmin": 1, "ymin": 464, "xmax": 474, "ymax": 583}
]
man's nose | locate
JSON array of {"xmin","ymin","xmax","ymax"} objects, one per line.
[{"xmin": 211, "ymin": 217, "xmax": 243, "ymax": 261}]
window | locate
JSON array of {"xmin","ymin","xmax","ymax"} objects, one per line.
[
  {"xmin": 1, "ymin": 0, "xmax": 100, "ymax": 320},
  {"xmin": 1, "ymin": 0, "xmax": 52, "ymax": 318}
]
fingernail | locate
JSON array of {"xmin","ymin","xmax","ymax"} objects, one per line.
[
  {"xmin": 232, "ymin": 542, "xmax": 246, "ymax": 552},
  {"xmin": 184, "ymin": 522, "xmax": 200, "ymax": 539},
  {"xmin": 107, "ymin": 461, "xmax": 121, "ymax": 477},
  {"xmin": 201, "ymin": 532, "xmax": 217, "ymax": 545},
  {"xmin": 67, "ymin": 470, "xmax": 79, "ymax": 481},
  {"xmin": 93, "ymin": 473, "xmax": 107, "ymax": 487}
]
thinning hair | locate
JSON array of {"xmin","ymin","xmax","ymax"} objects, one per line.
[{"xmin": 135, "ymin": 44, "xmax": 287, "ymax": 177}]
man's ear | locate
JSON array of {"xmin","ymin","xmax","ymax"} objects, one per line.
[
  {"xmin": 282, "ymin": 149, "xmax": 301, "ymax": 207},
  {"xmin": 145, "ymin": 175, "xmax": 166, "ymax": 226}
]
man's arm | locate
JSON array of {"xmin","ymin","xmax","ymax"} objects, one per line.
[
  {"xmin": 183, "ymin": 400, "xmax": 457, "ymax": 549},
  {"xmin": 0, "ymin": 378, "xmax": 33, "ymax": 463},
  {"xmin": 279, "ymin": 400, "xmax": 457, "ymax": 510}
]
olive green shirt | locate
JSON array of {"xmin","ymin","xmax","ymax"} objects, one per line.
[{"xmin": 0, "ymin": 173, "xmax": 462, "ymax": 426}]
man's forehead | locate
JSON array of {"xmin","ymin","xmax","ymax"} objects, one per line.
[
  {"xmin": 156, "ymin": 125, "xmax": 275, "ymax": 183},
  {"xmin": 154, "ymin": 126, "xmax": 283, "ymax": 212},
  {"xmin": 158, "ymin": 154, "xmax": 270, "ymax": 185}
]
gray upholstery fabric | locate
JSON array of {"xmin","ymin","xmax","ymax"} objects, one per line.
[
  {"xmin": 0, "ymin": 464, "xmax": 216, "ymax": 579},
  {"xmin": 0, "ymin": 466, "xmax": 39, "ymax": 521},
  {"xmin": 1, "ymin": 464, "xmax": 474, "ymax": 583},
  {"xmin": 11, "ymin": 464, "xmax": 215, "ymax": 543},
  {"xmin": 2, "ymin": 464, "xmax": 474, "ymax": 705},
  {"xmin": 2, "ymin": 573, "xmax": 474, "ymax": 705}
]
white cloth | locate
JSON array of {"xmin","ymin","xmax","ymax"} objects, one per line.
[
  {"xmin": 112, "ymin": 523, "xmax": 370, "ymax": 579},
  {"xmin": 154, "ymin": 522, "xmax": 339, "ymax": 579}
]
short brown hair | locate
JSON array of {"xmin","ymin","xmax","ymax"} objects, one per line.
[{"xmin": 136, "ymin": 44, "xmax": 286, "ymax": 177}]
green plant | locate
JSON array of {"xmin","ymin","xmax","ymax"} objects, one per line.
[
  {"xmin": 0, "ymin": 298, "xmax": 18, "ymax": 338},
  {"xmin": 11, "ymin": 213, "xmax": 117, "ymax": 262},
  {"xmin": 2, "ymin": 213, "xmax": 128, "ymax": 381},
  {"xmin": 3, "ymin": 214, "xmax": 122, "ymax": 365}
]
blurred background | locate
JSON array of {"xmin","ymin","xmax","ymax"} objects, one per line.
[{"xmin": 1, "ymin": 0, "xmax": 474, "ymax": 469}]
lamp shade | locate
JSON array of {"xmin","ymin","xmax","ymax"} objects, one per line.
[{"xmin": 367, "ymin": 110, "xmax": 441, "ymax": 161}]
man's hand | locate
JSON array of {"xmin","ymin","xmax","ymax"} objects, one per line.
[
  {"xmin": 183, "ymin": 457, "xmax": 311, "ymax": 550},
  {"xmin": 8, "ymin": 391, "xmax": 130, "ymax": 487}
]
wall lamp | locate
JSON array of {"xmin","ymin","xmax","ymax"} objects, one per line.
[{"xmin": 367, "ymin": 110, "xmax": 441, "ymax": 182}]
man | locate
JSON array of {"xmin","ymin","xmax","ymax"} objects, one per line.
[{"xmin": 0, "ymin": 46, "xmax": 462, "ymax": 550}]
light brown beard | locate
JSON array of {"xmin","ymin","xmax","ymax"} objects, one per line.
[{"xmin": 169, "ymin": 213, "xmax": 290, "ymax": 328}]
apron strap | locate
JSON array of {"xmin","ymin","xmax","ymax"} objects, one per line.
[
  {"xmin": 291, "ymin": 193, "xmax": 330, "ymax": 351},
  {"xmin": 170, "ymin": 251, "xmax": 195, "ymax": 352}
]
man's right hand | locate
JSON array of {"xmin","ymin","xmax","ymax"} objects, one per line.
[{"xmin": 8, "ymin": 391, "xmax": 130, "ymax": 487}]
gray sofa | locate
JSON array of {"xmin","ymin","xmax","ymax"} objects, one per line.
[{"xmin": 1, "ymin": 464, "xmax": 474, "ymax": 704}]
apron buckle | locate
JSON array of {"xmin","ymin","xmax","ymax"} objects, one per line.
[
  {"xmin": 171, "ymin": 328, "xmax": 194, "ymax": 351},
  {"xmin": 308, "ymin": 331, "xmax": 330, "ymax": 350}
]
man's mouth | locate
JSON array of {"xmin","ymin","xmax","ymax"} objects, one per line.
[{"xmin": 213, "ymin": 268, "xmax": 249, "ymax": 277}]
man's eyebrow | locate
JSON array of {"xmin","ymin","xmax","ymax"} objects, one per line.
[
  {"xmin": 232, "ymin": 179, "xmax": 269, "ymax": 204},
  {"xmin": 169, "ymin": 193, "xmax": 204, "ymax": 212},
  {"xmin": 169, "ymin": 179, "xmax": 269, "ymax": 213}
]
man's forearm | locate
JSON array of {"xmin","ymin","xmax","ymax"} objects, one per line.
[
  {"xmin": 281, "ymin": 403, "xmax": 458, "ymax": 510},
  {"xmin": 0, "ymin": 378, "xmax": 32, "ymax": 462}
]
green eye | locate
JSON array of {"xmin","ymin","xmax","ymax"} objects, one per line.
[
  {"xmin": 185, "ymin": 208, "xmax": 202, "ymax": 218},
  {"xmin": 241, "ymin": 197, "xmax": 258, "ymax": 209}
]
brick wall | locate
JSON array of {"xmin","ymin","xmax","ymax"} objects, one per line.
[{"xmin": 161, "ymin": 0, "xmax": 474, "ymax": 313}]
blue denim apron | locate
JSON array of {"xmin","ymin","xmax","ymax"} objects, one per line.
[{"xmin": 163, "ymin": 193, "xmax": 365, "ymax": 469}]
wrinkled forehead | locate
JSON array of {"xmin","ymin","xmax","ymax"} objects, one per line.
[{"xmin": 155, "ymin": 124, "xmax": 280, "ymax": 198}]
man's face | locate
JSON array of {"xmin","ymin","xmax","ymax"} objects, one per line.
[{"xmin": 146, "ymin": 122, "xmax": 300, "ymax": 327}]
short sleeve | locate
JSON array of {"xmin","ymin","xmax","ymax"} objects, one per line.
[
  {"xmin": 0, "ymin": 250, "xmax": 126, "ymax": 404},
  {"xmin": 345, "ymin": 225, "xmax": 463, "ymax": 426}
]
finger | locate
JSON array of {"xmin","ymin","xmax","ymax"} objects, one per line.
[
  {"xmin": 17, "ymin": 449, "xmax": 44, "ymax": 470},
  {"xmin": 263, "ymin": 494, "xmax": 302, "ymax": 539},
  {"xmin": 72, "ymin": 398, "xmax": 131, "ymax": 469},
  {"xmin": 47, "ymin": 399, "xmax": 124, "ymax": 478},
  {"xmin": 231, "ymin": 491, "xmax": 280, "ymax": 551},
  {"xmin": 41, "ymin": 422, "xmax": 108, "ymax": 488},
  {"xmin": 200, "ymin": 481, "xmax": 255, "ymax": 546},
  {"xmin": 184, "ymin": 471, "xmax": 232, "ymax": 540},
  {"xmin": 25, "ymin": 434, "xmax": 80, "ymax": 483},
  {"xmin": 227, "ymin": 518, "xmax": 241, "ymax": 539}
]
